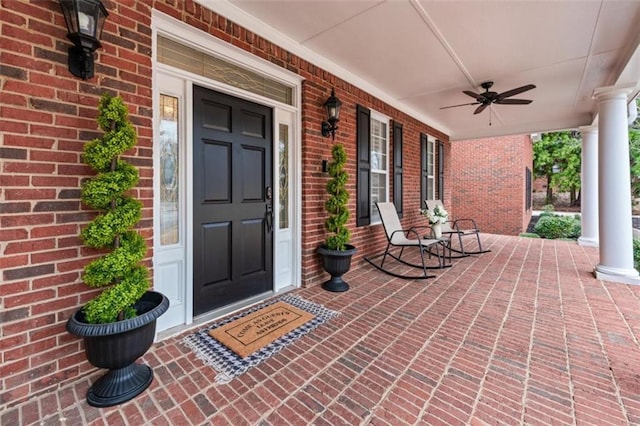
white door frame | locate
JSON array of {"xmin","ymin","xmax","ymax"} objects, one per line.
[{"xmin": 152, "ymin": 11, "xmax": 302, "ymax": 334}]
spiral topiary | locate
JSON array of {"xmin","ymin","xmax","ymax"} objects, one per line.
[
  {"xmin": 80, "ymin": 94, "xmax": 149, "ymax": 324},
  {"xmin": 324, "ymin": 143, "xmax": 351, "ymax": 250}
]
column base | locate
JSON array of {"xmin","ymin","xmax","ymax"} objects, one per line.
[
  {"xmin": 593, "ymin": 265, "xmax": 640, "ymax": 285},
  {"xmin": 578, "ymin": 236, "xmax": 599, "ymax": 247}
]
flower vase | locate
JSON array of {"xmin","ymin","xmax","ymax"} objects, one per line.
[{"xmin": 432, "ymin": 223, "xmax": 442, "ymax": 239}]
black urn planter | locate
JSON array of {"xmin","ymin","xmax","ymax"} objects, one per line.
[
  {"xmin": 317, "ymin": 244, "xmax": 357, "ymax": 292},
  {"xmin": 67, "ymin": 291, "xmax": 169, "ymax": 407}
]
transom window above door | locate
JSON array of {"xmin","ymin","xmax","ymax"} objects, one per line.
[{"xmin": 157, "ymin": 36, "xmax": 293, "ymax": 106}]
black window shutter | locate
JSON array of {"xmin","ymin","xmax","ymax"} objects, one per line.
[
  {"xmin": 393, "ymin": 121, "xmax": 403, "ymax": 218},
  {"xmin": 356, "ymin": 105, "xmax": 371, "ymax": 226},
  {"xmin": 526, "ymin": 167, "xmax": 532, "ymax": 210},
  {"xmin": 437, "ymin": 140, "xmax": 444, "ymax": 200},
  {"xmin": 420, "ymin": 133, "xmax": 427, "ymax": 205}
]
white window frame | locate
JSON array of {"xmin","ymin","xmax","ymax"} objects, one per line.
[
  {"xmin": 426, "ymin": 137, "xmax": 435, "ymax": 200},
  {"xmin": 370, "ymin": 111, "xmax": 390, "ymax": 225}
]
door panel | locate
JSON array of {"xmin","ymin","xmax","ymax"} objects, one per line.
[{"xmin": 193, "ymin": 86, "xmax": 273, "ymax": 315}]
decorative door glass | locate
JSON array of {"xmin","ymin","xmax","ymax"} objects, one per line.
[
  {"xmin": 278, "ymin": 123, "xmax": 289, "ymax": 229},
  {"xmin": 159, "ymin": 94, "xmax": 179, "ymax": 245}
]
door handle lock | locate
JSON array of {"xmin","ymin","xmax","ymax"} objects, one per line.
[{"xmin": 265, "ymin": 204, "xmax": 273, "ymax": 233}]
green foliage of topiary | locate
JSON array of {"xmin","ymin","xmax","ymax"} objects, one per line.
[
  {"xmin": 81, "ymin": 161, "xmax": 139, "ymax": 209},
  {"xmin": 80, "ymin": 94, "xmax": 149, "ymax": 324},
  {"xmin": 534, "ymin": 214, "xmax": 581, "ymax": 240},
  {"xmin": 324, "ymin": 143, "xmax": 351, "ymax": 251},
  {"xmin": 634, "ymin": 238, "xmax": 640, "ymax": 272}
]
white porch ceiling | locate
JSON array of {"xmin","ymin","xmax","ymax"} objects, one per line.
[{"xmin": 202, "ymin": 0, "xmax": 640, "ymax": 141}]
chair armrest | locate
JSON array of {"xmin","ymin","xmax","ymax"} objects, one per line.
[
  {"xmin": 452, "ymin": 218, "xmax": 479, "ymax": 231},
  {"xmin": 408, "ymin": 225, "xmax": 430, "ymax": 235},
  {"xmin": 390, "ymin": 228, "xmax": 437, "ymax": 248}
]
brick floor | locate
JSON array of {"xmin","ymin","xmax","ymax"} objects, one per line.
[{"xmin": 4, "ymin": 234, "xmax": 640, "ymax": 425}]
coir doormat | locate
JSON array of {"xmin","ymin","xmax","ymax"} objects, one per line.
[
  {"xmin": 183, "ymin": 294, "xmax": 339, "ymax": 383},
  {"xmin": 209, "ymin": 301, "xmax": 315, "ymax": 358}
]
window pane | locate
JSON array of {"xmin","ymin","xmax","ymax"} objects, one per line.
[
  {"xmin": 370, "ymin": 115, "xmax": 388, "ymax": 224},
  {"xmin": 371, "ymin": 172, "xmax": 387, "ymax": 223},
  {"xmin": 427, "ymin": 141, "xmax": 434, "ymax": 175},
  {"xmin": 278, "ymin": 123, "xmax": 289, "ymax": 229},
  {"xmin": 371, "ymin": 120, "xmax": 387, "ymax": 172},
  {"xmin": 159, "ymin": 94, "xmax": 179, "ymax": 246},
  {"xmin": 427, "ymin": 177, "xmax": 435, "ymax": 199}
]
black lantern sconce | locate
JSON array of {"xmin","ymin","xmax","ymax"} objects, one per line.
[
  {"xmin": 59, "ymin": 0, "xmax": 108, "ymax": 80},
  {"xmin": 321, "ymin": 88, "xmax": 342, "ymax": 140}
]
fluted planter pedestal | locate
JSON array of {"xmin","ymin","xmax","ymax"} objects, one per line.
[
  {"xmin": 317, "ymin": 245, "xmax": 357, "ymax": 292},
  {"xmin": 67, "ymin": 291, "xmax": 169, "ymax": 407}
]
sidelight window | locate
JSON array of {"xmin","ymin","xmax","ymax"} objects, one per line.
[{"xmin": 159, "ymin": 94, "xmax": 180, "ymax": 246}]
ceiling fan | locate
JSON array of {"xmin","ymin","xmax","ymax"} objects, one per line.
[{"xmin": 440, "ymin": 81, "xmax": 536, "ymax": 115}]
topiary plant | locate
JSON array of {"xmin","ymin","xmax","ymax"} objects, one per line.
[
  {"xmin": 80, "ymin": 94, "xmax": 149, "ymax": 324},
  {"xmin": 324, "ymin": 143, "xmax": 350, "ymax": 251}
]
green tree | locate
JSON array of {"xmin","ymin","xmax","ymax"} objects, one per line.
[{"xmin": 533, "ymin": 131, "xmax": 581, "ymax": 204}]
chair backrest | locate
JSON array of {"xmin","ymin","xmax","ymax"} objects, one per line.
[{"xmin": 375, "ymin": 202, "xmax": 402, "ymax": 242}]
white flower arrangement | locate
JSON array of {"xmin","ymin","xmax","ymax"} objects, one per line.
[{"xmin": 421, "ymin": 204, "xmax": 449, "ymax": 225}]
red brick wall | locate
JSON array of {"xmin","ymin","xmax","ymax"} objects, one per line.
[
  {"xmin": 1, "ymin": 1, "xmax": 155, "ymax": 407},
  {"xmin": 0, "ymin": 0, "xmax": 449, "ymax": 406},
  {"xmin": 449, "ymin": 135, "xmax": 532, "ymax": 236}
]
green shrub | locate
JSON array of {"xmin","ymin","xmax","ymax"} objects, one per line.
[
  {"xmin": 80, "ymin": 95, "xmax": 149, "ymax": 324},
  {"xmin": 634, "ymin": 238, "xmax": 640, "ymax": 271},
  {"xmin": 534, "ymin": 214, "xmax": 581, "ymax": 239}
]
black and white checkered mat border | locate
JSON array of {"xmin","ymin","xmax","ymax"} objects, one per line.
[{"xmin": 183, "ymin": 294, "xmax": 339, "ymax": 384}]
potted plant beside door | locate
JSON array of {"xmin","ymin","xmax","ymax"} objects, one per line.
[
  {"xmin": 317, "ymin": 143, "xmax": 357, "ymax": 292},
  {"xmin": 66, "ymin": 94, "xmax": 169, "ymax": 407}
]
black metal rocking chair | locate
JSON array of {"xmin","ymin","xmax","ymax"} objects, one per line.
[
  {"xmin": 364, "ymin": 202, "xmax": 451, "ymax": 280},
  {"xmin": 424, "ymin": 199, "xmax": 490, "ymax": 257}
]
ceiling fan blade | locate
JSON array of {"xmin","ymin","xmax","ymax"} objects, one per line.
[
  {"xmin": 496, "ymin": 84, "xmax": 536, "ymax": 100},
  {"xmin": 474, "ymin": 103, "xmax": 489, "ymax": 115},
  {"xmin": 440, "ymin": 102, "xmax": 480, "ymax": 110},
  {"xmin": 495, "ymin": 98, "xmax": 532, "ymax": 105},
  {"xmin": 463, "ymin": 90, "xmax": 485, "ymax": 101}
]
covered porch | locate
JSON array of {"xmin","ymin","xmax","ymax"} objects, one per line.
[{"xmin": 6, "ymin": 234, "xmax": 640, "ymax": 425}]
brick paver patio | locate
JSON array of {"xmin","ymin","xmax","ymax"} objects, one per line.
[{"xmin": 3, "ymin": 234, "xmax": 640, "ymax": 425}]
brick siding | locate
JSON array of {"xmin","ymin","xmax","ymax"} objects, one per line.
[
  {"xmin": 0, "ymin": 0, "xmax": 450, "ymax": 407},
  {"xmin": 449, "ymin": 135, "xmax": 533, "ymax": 236}
]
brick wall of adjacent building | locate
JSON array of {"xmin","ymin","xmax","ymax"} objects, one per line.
[
  {"xmin": 449, "ymin": 135, "xmax": 533, "ymax": 236},
  {"xmin": 0, "ymin": 1, "xmax": 449, "ymax": 407}
]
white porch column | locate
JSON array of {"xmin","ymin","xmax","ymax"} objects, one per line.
[
  {"xmin": 593, "ymin": 85, "xmax": 639, "ymax": 284},
  {"xmin": 578, "ymin": 125, "xmax": 599, "ymax": 246}
]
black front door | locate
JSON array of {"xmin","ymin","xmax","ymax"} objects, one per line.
[{"xmin": 193, "ymin": 86, "xmax": 273, "ymax": 315}]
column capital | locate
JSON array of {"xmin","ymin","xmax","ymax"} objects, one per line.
[
  {"xmin": 578, "ymin": 125, "xmax": 598, "ymax": 134},
  {"xmin": 592, "ymin": 84, "xmax": 635, "ymax": 102}
]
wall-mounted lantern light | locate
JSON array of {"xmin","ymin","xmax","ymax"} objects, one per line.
[
  {"xmin": 321, "ymin": 88, "xmax": 342, "ymax": 140},
  {"xmin": 59, "ymin": 0, "xmax": 108, "ymax": 80}
]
